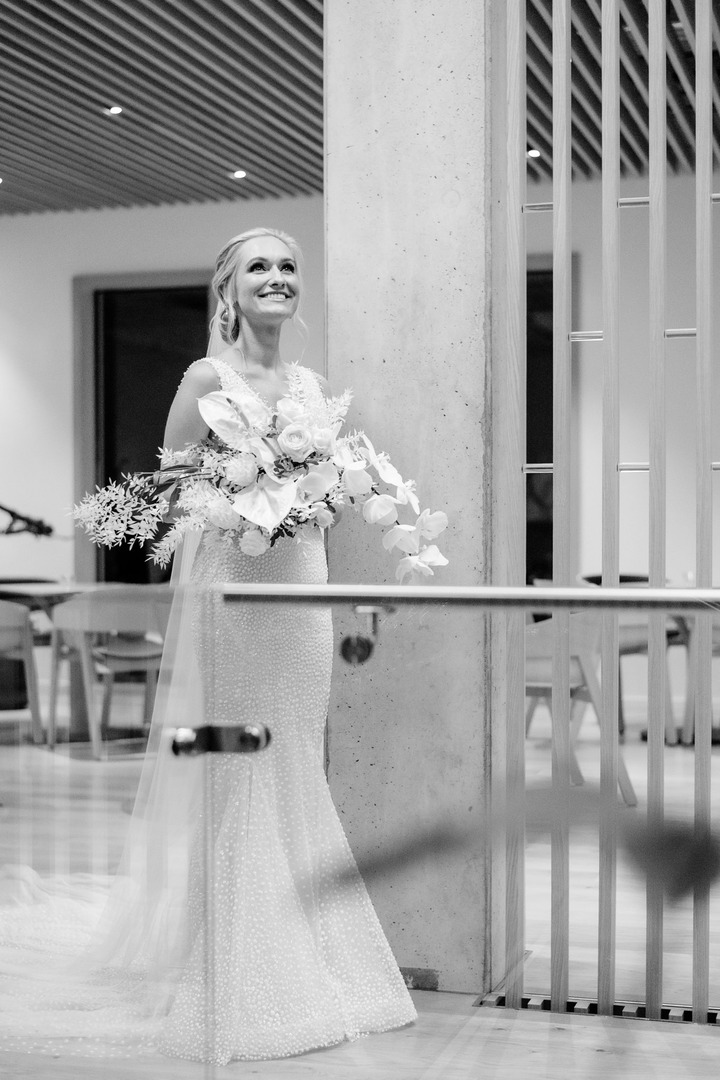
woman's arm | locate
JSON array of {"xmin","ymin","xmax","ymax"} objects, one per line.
[{"xmin": 163, "ymin": 362, "xmax": 219, "ymax": 454}]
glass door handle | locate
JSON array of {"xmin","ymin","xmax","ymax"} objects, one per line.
[{"xmin": 171, "ymin": 724, "xmax": 271, "ymax": 756}]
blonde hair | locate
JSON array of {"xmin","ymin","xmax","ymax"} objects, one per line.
[{"xmin": 211, "ymin": 227, "xmax": 305, "ymax": 345}]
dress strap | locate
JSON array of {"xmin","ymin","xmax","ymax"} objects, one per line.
[{"xmin": 184, "ymin": 357, "xmax": 244, "ymax": 391}]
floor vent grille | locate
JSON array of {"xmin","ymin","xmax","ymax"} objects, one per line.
[{"xmin": 475, "ymin": 993, "xmax": 719, "ymax": 1025}]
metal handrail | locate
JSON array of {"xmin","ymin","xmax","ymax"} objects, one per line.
[{"xmin": 220, "ymin": 582, "xmax": 720, "ymax": 613}]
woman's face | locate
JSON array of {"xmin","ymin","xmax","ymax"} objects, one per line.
[{"xmin": 231, "ymin": 236, "xmax": 300, "ymax": 325}]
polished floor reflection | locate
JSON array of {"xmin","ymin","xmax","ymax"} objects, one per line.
[
  {"xmin": 524, "ymin": 704, "xmax": 720, "ymax": 1008},
  {"xmin": 1, "ymin": 680, "xmax": 719, "ymax": 1076}
]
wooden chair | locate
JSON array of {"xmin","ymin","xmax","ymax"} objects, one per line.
[
  {"xmin": 525, "ymin": 611, "xmax": 637, "ymax": 807},
  {"xmin": 0, "ymin": 600, "xmax": 43, "ymax": 744},
  {"xmin": 578, "ymin": 574, "xmax": 688, "ymax": 742},
  {"xmin": 48, "ymin": 585, "xmax": 172, "ymax": 759}
]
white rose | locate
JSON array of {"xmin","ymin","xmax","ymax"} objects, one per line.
[
  {"xmin": 312, "ymin": 426, "xmax": 336, "ymax": 456},
  {"xmin": 277, "ymin": 423, "xmax": 314, "ymax": 462},
  {"xmin": 224, "ymin": 453, "xmax": 258, "ymax": 488},
  {"xmin": 239, "ymin": 528, "xmax": 271, "ymax": 556},
  {"xmin": 275, "ymin": 397, "xmax": 307, "ymax": 431},
  {"xmin": 206, "ymin": 495, "xmax": 242, "ymax": 530}
]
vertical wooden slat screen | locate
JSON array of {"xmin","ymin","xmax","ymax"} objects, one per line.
[
  {"xmin": 645, "ymin": 0, "xmax": 667, "ymax": 1022},
  {"xmin": 550, "ymin": 0, "xmax": 572, "ymax": 1013},
  {"xmin": 498, "ymin": 0, "xmax": 719, "ymax": 1025},
  {"xmin": 693, "ymin": 0, "xmax": 714, "ymax": 1026},
  {"xmin": 598, "ymin": 0, "xmax": 620, "ymax": 1017},
  {"xmin": 503, "ymin": 0, "xmax": 527, "ymax": 1012}
]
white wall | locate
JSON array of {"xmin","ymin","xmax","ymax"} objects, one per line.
[
  {"xmin": 526, "ymin": 172, "xmax": 720, "ymax": 588},
  {"xmin": 0, "ymin": 195, "xmax": 324, "ymax": 580}
]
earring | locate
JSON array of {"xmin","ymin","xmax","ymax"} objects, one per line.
[{"xmin": 222, "ymin": 302, "xmax": 238, "ymax": 342}]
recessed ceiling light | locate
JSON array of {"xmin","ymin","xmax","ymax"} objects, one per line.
[
  {"xmin": 527, "ymin": 148, "xmax": 541, "ymax": 158},
  {"xmin": 102, "ymin": 105, "xmax": 123, "ymax": 116},
  {"xmin": 228, "ymin": 169, "xmax": 247, "ymax": 179}
]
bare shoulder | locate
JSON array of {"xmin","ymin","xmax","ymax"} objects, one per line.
[{"xmin": 180, "ymin": 359, "xmax": 221, "ymax": 393}]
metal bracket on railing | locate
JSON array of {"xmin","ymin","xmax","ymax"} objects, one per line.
[
  {"xmin": 171, "ymin": 724, "xmax": 271, "ymax": 755},
  {"xmin": 340, "ymin": 604, "xmax": 396, "ymax": 665}
]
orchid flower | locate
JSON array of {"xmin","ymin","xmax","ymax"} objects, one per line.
[
  {"xmin": 359, "ymin": 434, "xmax": 405, "ymax": 487},
  {"xmin": 395, "ymin": 545, "xmax": 449, "ymax": 583},
  {"xmin": 362, "ymin": 493, "xmax": 400, "ymax": 526},
  {"xmin": 382, "ymin": 508, "xmax": 449, "ymax": 555}
]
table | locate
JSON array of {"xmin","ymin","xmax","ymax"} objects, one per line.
[{"xmin": 0, "ymin": 582, "xmax": 92, "ymax": 742}]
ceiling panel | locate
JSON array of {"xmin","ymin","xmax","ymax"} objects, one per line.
[
  {"xmin": 525, "ymin": 0, "xmax": 720, "ymax": 182},
  {"xmin": 0, "ymin": 0, "xmax": 323, "ymax": 215},
  {"xmin": 0, "ymin": 2, "xmax": 717, "ymax": 215}
]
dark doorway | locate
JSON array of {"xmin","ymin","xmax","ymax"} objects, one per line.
[
  {"xmin": 526, "ymin": 269, "xmax": 553, "ymax": 584},
  {"xmin": 95, "ymin": 286, "xmax": 210, "ymax": 583}
]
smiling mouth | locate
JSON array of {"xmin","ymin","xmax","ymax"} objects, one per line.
[{"xmin": 261, "ymin": 292, "xmax": 290, "ymax": 301}]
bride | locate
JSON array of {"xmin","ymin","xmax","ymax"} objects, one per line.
[{"xmin": 0, "ymin": 227, "xmax": 416, "ymax": 1064}]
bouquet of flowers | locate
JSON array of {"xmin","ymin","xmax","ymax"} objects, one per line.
[{"xmin": 73, "ymin": 382, "xmax": 448, "ymax": 583}]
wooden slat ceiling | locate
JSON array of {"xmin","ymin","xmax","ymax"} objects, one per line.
[
  {"xmin": 0, "ymin": 0, "xmax": 323, "ymax": 215},
  {"xmin": 0, "ymin": 1, "xmax": 717, "ymax": 216},
  {"xmin": 526, "ymin": 0, "xmax": 720, "ymax": 181}
]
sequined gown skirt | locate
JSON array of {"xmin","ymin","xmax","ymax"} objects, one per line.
[{"xmin": 159, "ymin": 530, "xmax": 416, "ymax": 1063}]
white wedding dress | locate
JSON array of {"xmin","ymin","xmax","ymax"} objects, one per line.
[{"xmin": 0, "ymin": 360, "xmax": 416, "ymax": 1064}]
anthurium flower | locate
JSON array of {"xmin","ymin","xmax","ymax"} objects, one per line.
[
  {"xmin": 247, "ymin": 435, "xmax": 281, "ymax": 471},
  {"xmin": 395, "ymin": 545, "xmax": 449, "ymax": 583},
  {"xmin": 232, "ymin": 474, "xmax": 300, "ymax": 532},
  {"xmin": 198, "ymin": 389, "xmax": 271, "ymax": 445},
  {"xmin": 297, "ymin": 461, "xmax": 341, "ymax": 503},
  {"xmin": 362, "ymin": 493, "xmax": 399, "ymax": 526}
]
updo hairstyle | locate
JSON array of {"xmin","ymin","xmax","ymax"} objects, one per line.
[{"xmin": 211, "ymin": 227, "xmax": 304, "ymax": 345}]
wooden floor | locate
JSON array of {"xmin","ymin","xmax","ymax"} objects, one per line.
[
  {"xmin": 1, "ymin": 679, "xmax": 719, "ymax": 1077},
  {"xmin": 524, "ymin": 704, "xmax": 720, "ymax": 1008},
  {"xmin": 1, "ymin": 991, "xmax": 719, "ymax": 1079}
]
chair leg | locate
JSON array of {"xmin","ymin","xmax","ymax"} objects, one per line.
[
  {"xmin": 100, "ymin": 672, "xmax": 113, "ymax": 739},
  {"xmin": 580, "ymin": 657, "xmax": 637, "ymax": 807},
  {"xmin": 568, "ymin": 698, "xmax": 586, "ymax": 786},
  {"xmin": 143, "ymin": 669, "xmax": 158, "ymax": 726},
  {"xmin": 77, "ymin": 635, "xmax": 103, "ymax": 761},
  {"xmin": 47, "ymin": 630, "xmax": 61, "ymax": 749},
  {"xmin": 617, "ymin": 665, "xmax": 625, "ymax": 738},
  {"xmin": 617, "ymin": 753, "xmax": 638, "ymax": 808},
  {"xmin": 664, "ymin": 654, "xmax": 678, "ymax": 744},
  {"xmin": 21, "ymin": 624, "xmax": 43, "ymax": 745},
  {"xmin": 681, "ymin": 635, "xmax": 696, "ymax": 745},
  {"xmin": 525, "ymin": 697, "xmax": 539, "ymax": 735}
]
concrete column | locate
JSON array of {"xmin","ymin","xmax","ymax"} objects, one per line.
[{"xmin": 326, "ymin": 1, "xmax": 494, "ymax": 991}]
